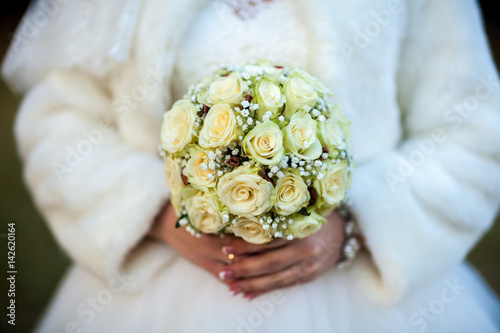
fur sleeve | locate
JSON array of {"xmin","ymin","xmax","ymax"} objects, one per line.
[
  {"xmin": 15, "ymin": 69, "xmax": 172, "ymax": 292},
  {"xmin": 348, "ymin": 0, "xmax": 500, "ymax": 303}
]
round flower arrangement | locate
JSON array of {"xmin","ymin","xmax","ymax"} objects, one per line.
[{"xmin": 160, "ymin": 60, "xmax": 352, "ymax": 244}]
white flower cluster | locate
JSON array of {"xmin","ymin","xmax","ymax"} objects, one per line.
[{"xmin": 160, "ymin": 60, "xmax": 353, "ymax": 244}]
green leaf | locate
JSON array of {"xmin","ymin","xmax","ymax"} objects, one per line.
[
  {"xmin": 298, "ymin": 208, "xmax": 310, "ymax": 216},
  {"xmin": 175, "ymin": 214, "xmax": 189, "ymax": 229}
]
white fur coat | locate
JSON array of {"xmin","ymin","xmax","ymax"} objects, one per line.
[{"xmin": 3, "ymin": 0, "xmax": 500, "ymax": 326}]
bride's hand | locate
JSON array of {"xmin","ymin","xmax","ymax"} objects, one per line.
[
  {"xmin": 219, "ymin": 211, "xmax": 345, "ymax": 299},
  {"xmin": 147, "ymin": 201, "xmax": 291, "ymax": 284}
]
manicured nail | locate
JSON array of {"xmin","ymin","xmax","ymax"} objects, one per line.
[
  {"xmin": 219, "ymin": 270, "xmax": 234, "ymax": 280},
  {"xmin": 229, "ymin": 287, "xmax": 241, "ymax": 296},
  {"xmin": 222, "ymin": 245, "xmax": 236, "ymax": 255},
  {"xmin": 244, "ymin": 292, "xmax": 255, "ymax": 300}
]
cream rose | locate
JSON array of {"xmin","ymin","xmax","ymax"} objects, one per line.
[
  {"xmin": 163, "ymin": 155, "xmax": 184, "ymax": 212},
  {"xmin": 231, "ymin": 216, "xmax": 273, "ymax": 244},
  {"xmin": 201, "ymin": 72, "xmax": 247, "ymax": 106},
  {"xmin": 288, "ymin": 212, "xmax": 326, "ymax": 238},
  {"xmin": 291, "ymin": 69, "xmax": 331, "ymax": 96},
  {"xmin": 161, "ymin": 100, "xmax": 197, "ymax": 153},
  {"xmin": 199, "ymin": 104, "xmax": 239, "ymax": 148},
  {"xmin": 254, "ymin": 79, "xmax": 285, "ymax": 119},
  {"xmin": 283, "ymin": 76, "xmax": 318, "ymax": 119},
  {"xmin": 184, "ymin": 146, "xmax": 217, "ymax": 187},
  {"xmin": 185, "ymin": 189, "xmax": 225, "ymax": 233},
  {"xmin": 242, "ymin": 121, "xmax": 284, "ymax": 166},
  {"xmin": 283, "ymin": 111, "xmax": 322, "ymax": 160},
  {"xmin": 313, "ymin": 161, "xmax": 349, "ymax": 206},
  {"xmin": 274, "ymin": 170, "xmax": 310, "ymax": 216},
  {"xmin": 318, "ymin": 118, "xmax": 346, "ymax": 151},
  {"xmin": 217, "ymin": 167, "xmax": 275, "ymax": 216}
]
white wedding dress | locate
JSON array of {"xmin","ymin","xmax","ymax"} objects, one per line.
[{"xmin": 3, "ymin": 0, "xmax": 500, "ymax": 332}]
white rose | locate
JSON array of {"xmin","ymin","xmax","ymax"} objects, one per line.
[
  {"xmin": 184, "ymin": 146, "xmax": 217, "ymax": 187},
  {"xmin": 283, "ymin": 111, "xmax": 322, "ymax": 160},
  {"xmin": 313, "ymin": 161, "xmax": 350, "ymax": 206},
  {"xmin": 283, "ymin": 76, "xmax": 318, "ymax": 119},
  {"xmin": 201, "ymin": 72, "xmax": 248, "ymax": 106},
  {"xmin": 163, "ymin": 155, "xmax": 184, "ymax": 212},
  {"xmin": 291, "ymin": 69, "xmax": 331, "ymax": 96},
  {"xmin": 217, "ymin": 167, "xmax": 275, "ymax": 216},
  {"xmin": 274, "ymin": 170, "xmax": 310, "ymax": 216},
  {"xmin": 242, "ymin": 121, "xmax": 284, "ymax": 166},
  {"xmin": 199, "ymin": 104, "xmax": 239, "ymax": 148},
  {"xmin": 231, "ymin": 216, "xmax": 272, "ymax": 244},
  {"xmin": 161, "ymin": 100, "xmax": 197, "ymax": 153},
  {"xmin": 317, "ymin": 118, "xmax": 346, "ymax": 151},
  {"xmin": 288, "ymin": 212, "xmax": 326, "ymax": 238},
  {"xmin": 185, "ymin": 189, "xmax": 225, "ymax": 233},
  {"xmin": 254, "ymin": 79, "xmax": 285, "ymax": 119}
]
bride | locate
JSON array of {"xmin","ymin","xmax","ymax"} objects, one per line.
[{"xmin": 3, "ymin": 0, "xmax": 500, "ymax": 332}]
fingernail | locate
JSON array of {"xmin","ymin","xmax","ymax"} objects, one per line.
[
  {"xmin": 229, "ymin": 287, "xmax": 241, "ymax": 296},
  {"xmin": 244, "ymin": 292, "xmax": 255, "ymax": 301},
  {"xmin": 219, "ymin": 270, "xmax": 234, "ymax": 280},
  {"xmin": 222, "ymin": 245, "xmax": 236, "ymax": 255}
]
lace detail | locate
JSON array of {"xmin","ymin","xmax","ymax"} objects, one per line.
[{"xmin": 211, "ymin": 0, "xmax": 274, "ymax": 20}]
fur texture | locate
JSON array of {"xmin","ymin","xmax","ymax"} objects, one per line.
[{"xmin": 6, "ymin": 0, "xmax": 500, "ymax": 324}]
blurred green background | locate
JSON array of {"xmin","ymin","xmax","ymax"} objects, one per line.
[{"xmin": 1, "ymin": 2, "xmax": 500, "ymax": 332}]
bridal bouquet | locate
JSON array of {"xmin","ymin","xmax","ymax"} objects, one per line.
[{"xmin": 160, "ymin": 60, "xmax": 352, "ymax": 244}]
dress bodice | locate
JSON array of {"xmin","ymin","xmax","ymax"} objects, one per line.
[{"xmin": 171, "ymin": 0, "xmax": 311, "ymax": 100}]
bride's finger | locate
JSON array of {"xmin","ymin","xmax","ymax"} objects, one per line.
[
  {"xmin": 220, "ymin": 245, "xmax": 303, "ymax": 280},
  {"xmin": 228, "ymin": 261, "xmax": 316, "ymax": 295},
  {"xmin": 223, "ymin": 237, "xmax": 291, "ymax": 256}
]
